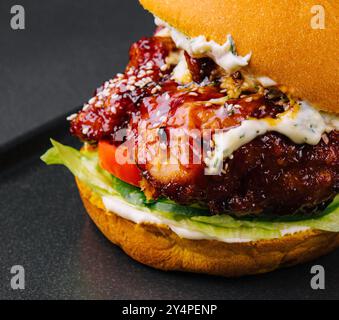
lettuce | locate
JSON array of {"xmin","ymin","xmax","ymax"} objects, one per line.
[
  {"xmin": 41, "ymin": 140, "xmax": 339, "ymax": 241},
  {"xmin": 42, "ymin": 140, "xmax": 116, "ymax": 196}
]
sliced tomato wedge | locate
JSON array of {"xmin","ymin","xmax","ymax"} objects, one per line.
[{"xmin": 98, "ymin": 140, "xmax": 141, "ymax": 187}]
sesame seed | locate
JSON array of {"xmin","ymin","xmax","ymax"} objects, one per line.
[
  {"xmin": 189, "ymin": 92, "xmax": 198, "ymax": 96},
  {"xmin": 82, "ymin": 126, "xmax": 90, "ymax": 135},
  {"xmin": 225, "ymin": 104, "xmax": 234, "ymax": 112},
  {"xmin": 82, "ymin": 104, "xmax": 90, "ymax": 111},
  {"xmin": 88, "ymin": 97, "xmax": 96, "ymax": 104},
  {"xmin": 146, "ymin": 61, "xmax": 153, "ymax": 69},
  {"xmin": 151, "ymin": 87, "xmax": 158, "ymax": 94},
  {"xmin": 138, "ymin": 70, "xmax": 146, "ymax": 78},
  {"xmin": 160, "ymin": 64, "xmax": 168, "ymax": 71},
  {"xmin": 322, "ymin": 133, "xmax": 329, "ymax": 144},
  {"xmin": 66, "ymin": 113, "xmax": 77, "ymax": 121}
]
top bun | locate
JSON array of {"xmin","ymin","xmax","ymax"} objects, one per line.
[{"xmin": 140, "ymin": 0, "xmax": 338, "ymax": 114}]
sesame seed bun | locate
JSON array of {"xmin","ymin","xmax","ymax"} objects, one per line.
[
  {"xmin": 76, "ymin": 178, "xmax": 339, "ymax": 277},
  {"xmin": 140, "ymin": 0, "xmax": 338, "ymax": 114}
]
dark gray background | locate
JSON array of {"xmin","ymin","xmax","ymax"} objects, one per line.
[
  {"xmin": 0, "ymin": 0, "xmax": 154, "ymax": 146},
  {"xmin": 1, "ymin": 0, "xmax": 339, "ymax": 300}
]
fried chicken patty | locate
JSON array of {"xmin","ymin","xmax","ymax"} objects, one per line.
[
  {"xmin": 70, "ymin": 34, "xmax": 339, "ymax": 217},
  {"xmin": 142, "ymin": 131, "xmax": 338, "ymax": 216}
]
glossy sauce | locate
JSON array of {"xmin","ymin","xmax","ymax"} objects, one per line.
[
  {"xmin": 71, "ymin": 36, "xmax": 285, "ymax": 146},
  {"xmin": 69, "ymin": 34, "xmax": 338, "ymax": 217}
]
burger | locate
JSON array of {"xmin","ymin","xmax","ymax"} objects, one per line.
[{"xmin": 42, "ymin": 0, "xmax": 339, "ymax": 277}]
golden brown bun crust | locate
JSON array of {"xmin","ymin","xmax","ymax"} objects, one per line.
[
  {"xmin": 140, "ymin": 0, "xmax": 338, "ymax": 114},
  {"xmin": 76, "ymin": 179, "xmax": 339, "ymax": 277}
]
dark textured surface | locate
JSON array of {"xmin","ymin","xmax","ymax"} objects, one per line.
[
  {"xmin": 1, "ymin": 0, "xmax": 339, "ymax": 300},
  {"xmin": 0, "ymin": 0, "xmax": 154, "ymax": 146}
]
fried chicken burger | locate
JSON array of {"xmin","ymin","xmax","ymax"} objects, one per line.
[{"xmin": 42, "ymin": 0, "xmax": 339, "ymax": 276}]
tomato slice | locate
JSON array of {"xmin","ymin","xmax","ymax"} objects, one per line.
[{"xmin": 98, "ymin": 140, "xmax": 141, "ymax": 187}]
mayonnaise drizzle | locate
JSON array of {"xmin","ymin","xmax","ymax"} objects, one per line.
[
  {"xmin": 102, "ymin": 195, "xmax": 310, "ymax": 243},
  {"xmin": 206, "ymin": 101, "xmax": 339, "ymax": 174},
  {"xmin": 155, "ymin": 17, "xmax": 251, "ymax": 74}
]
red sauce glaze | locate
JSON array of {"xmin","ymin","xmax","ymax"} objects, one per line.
[
  {"xmin": 142, "ymin": 131, "xmax": 338, "ymax": 216},
  {"xmin": 69, "ymin": 35, "xmax": 338, "ymax": 216},
  {"xmin": 184, "ymin": 52, "xmax": 216, "ymax": 83},
  {"xmin": 70, "ymin": 36, "xmax": 284, "ymax": 143},
  {"xmin": 70, "ymin": 36, "xmax": 175, "ymax": 141}
]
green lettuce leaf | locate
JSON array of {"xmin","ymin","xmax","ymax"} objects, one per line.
[
  {"xmin": 41, "ymin": 139, "xmax": 116, "ymax": 196},
  {"xmin": 41, "ymin": 140, "xmax": 339, "ymax": 241}
]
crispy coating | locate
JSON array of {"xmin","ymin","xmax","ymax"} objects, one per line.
[
  {"xmin": 70, "ymin": 35, "xmax": 339, "ymax": 217},
  {"xmin": 143, "ymin": 131, "xmax": 338, "ymax": 216}
]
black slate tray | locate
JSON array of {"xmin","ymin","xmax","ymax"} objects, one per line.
[{"xmin": 1, "ymin": 113, "xmax": 338, "ymax": 300}]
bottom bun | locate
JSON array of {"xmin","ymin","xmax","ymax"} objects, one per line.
[{"xmin": 76, "ymin": 179, "xmax": 339, "ymax": 277}]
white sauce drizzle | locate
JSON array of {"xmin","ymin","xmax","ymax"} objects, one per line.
[
  {"xmin": 206, "ymin": 101, "xmax": 339, "ymax": 174},
  {"xmin": 155, "ymin": 17, "xmax": 279, "ymax": 88},
  {"xmin": 102, "ymin": 195, "xmax": 309, "ymax": 243},
  {"xmin": 155, "ymin": 17, "xmax": 251, "ymax": 74}
]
